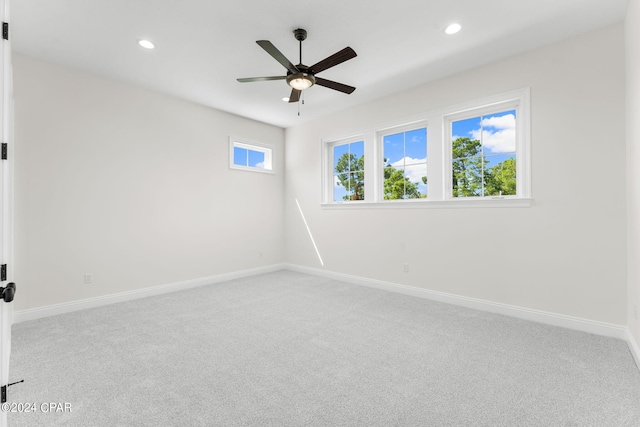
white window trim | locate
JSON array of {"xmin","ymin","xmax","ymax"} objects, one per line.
[
  {"xmin": 320, "ymin": 88, "xmax": 532, "ymax": 209},
  {"xmin": 444, "ymin": 95, "xmax": 530, "ymax": 200},
  {"xmin": 321, "ymin": 197, "xmax": 532, "ymax": 209},
  {"xmin": 229, "ymin": 138, "xmax": 274, "ymax": 174},
  {"xmin": 321, "ymin": 134, "xmax": 366, "ymax": 203},
  {"xmin": 376, "ymin": 119, "xmax": 429, "ymax": 202}
]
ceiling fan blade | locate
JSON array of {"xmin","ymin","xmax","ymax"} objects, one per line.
[
  {"xmin": 315, "ymin": 77, "xmax": 356, "ymax": 94},
  {"xmin": 256, "ymin": 40, "xmax": 299, "ymax": 74},
  {"xmin": 237, "ymin": 76, "xmax": 287, "ymax": 83},
  {"xmin": 288, "ymin": 88, "xmax": 301, "ymax": 103},
  {"xmin": 309, "ymin": 47, "xmax": 357, "ymax": 74}
]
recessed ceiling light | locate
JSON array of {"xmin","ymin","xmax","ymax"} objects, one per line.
[
  {"xmin": 282, "ymin": 97, "xmax": 290, "ymax": 102},
  {"xmin": 445, "ymin": 23, "xmax": 462, "ymax": 35},
  {"xmin": 138, "ymin": 39, "xmax": 155, "ymax": 49}
]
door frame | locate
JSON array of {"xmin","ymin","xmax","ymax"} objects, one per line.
[{"xmin": 0, "ymin": 0, "xmax": 14, "ymax": 425}]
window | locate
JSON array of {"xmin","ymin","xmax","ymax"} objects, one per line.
[
  {"xmin": 332, "ymin": 139, "xmax": 365, "ymax": 201},
  {"xmin": 382, "ymin": 125, "xmax": 427, "ymax": 200},
  {"xmin": 229, "ymin": 139, "xmax": 273, "ymax": 173},
  {"xmin": 444, "ymin": 94, "xmax": 530, "ymax": 202},
  {"xmin": 321, "ymin": 88, "xmax": 530, "ymax": 208},
  {"xmin": 450, "ymin": 109, "xmax": 516, "ymax": 198}
]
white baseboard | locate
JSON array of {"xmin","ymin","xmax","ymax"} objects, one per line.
[
  {"xmin": 284, "ymin": 264, "xmax": 629, "ymax": 341},
  {"xmin": 13, "ymin": 262, "xmax": 639, "ymax": 373},
  {"xmin": 13, "ymin": 264, "xmax": 286, "ymax": 323}
]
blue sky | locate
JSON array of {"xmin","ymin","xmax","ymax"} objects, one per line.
[
  {"xmin": 452, "ymin": 109, "xmax": 517, "ymax": 170},
  {"xmin": 234, "ymin": 147, "xmax": 265, "ymax": 168},
  {"xmin": 383, "ymin": 128, "xmax": 427, "ymax": 196},
  {"xmin": 452, "ymin": 110, "xmax": 516, "ymax": 155}
]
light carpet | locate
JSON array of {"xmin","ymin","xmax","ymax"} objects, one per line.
[{"xmin": 6, "ymin": 270, "xmax": 640, "ymax": 426}]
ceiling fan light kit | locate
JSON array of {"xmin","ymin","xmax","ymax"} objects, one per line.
[
  {"xmin": 287, "ymin": 73, "xmax": 315, "ymax": 90},
  {"xmin": 237, "ymin": 28, "xmax": 356, "ymax": 105}
]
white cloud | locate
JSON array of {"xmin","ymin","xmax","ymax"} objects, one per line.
[
  {"xmin": 405, "ymin": 167, "xmax": 427, "ymax": 186},
  {"xmin": 469, "ymin": 114, "xmax": 516, "ymax": 154},
  {"xmin": 482, "ymin": 114, "xmax": 515, "ymax": 131},
  {"xmin": 390, "ymin": 157, "xmax": 427, "ymax": 185},
  {"xmin": 390, "ymin": 157, "xmax": 426, "ymax": 168}
]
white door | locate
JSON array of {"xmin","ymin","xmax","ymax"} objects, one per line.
[{"xmin": 0, "ymin": 0, "xmax": 13, "ymax": 425}]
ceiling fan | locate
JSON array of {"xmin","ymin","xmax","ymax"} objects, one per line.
[{"xmin": 237, "ymin": 28, "xmax": 357, "ymax": 103}]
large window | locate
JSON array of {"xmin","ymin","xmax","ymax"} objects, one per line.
[
  {"xmin": 332, "ymin": 139, "xmax": 365, "ymax": 201},
  {"xmin": 229, "ymin": 139, "xmax": 273, "ymax": 173},
  {"xmin": 451, "ymin": 109, "xmax": 516, "ymax": 198},
  {"xmin": 322, "ymin": 88, "xmax": 530, "ymax": 207},
  {"xmin": 382, "ymin": 126, "xmax": 427, "ymax": 200}
]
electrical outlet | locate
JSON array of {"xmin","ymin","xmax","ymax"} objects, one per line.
[
  {"xmin": 84, "ymin": 273, "xmax": 93, "ymax": 285},
  {"xmin": 402, "ymin": 263, "xmax": 409, "ymax": 273}
]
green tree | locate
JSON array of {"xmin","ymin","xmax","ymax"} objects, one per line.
[
  {"xmin": 383, "ymin": 159, "xmax": 425, "ymax": 199},
  {"xmin": 335, "ymin": 153, "xmax": 365, "ymax": 200},
  {"xmin": 485, "ymin": 157, "xmax": 516, "ymax": 196},
  {"xmin": 452, "ymin": 137, "xmax": 483, "ymax": 197}
]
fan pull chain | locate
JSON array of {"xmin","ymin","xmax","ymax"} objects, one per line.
[{"xmin": 298, "ymin": 92, "xmax": 305, "ymax": 116}]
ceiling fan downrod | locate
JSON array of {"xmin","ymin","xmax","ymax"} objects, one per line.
[{"xmin": 293, "ymin": 28, "xmax": 307, "ymax": 65}]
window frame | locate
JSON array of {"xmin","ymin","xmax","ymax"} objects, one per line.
[
  {"xmin": 321, "ymin": 88, "xmax": 531, "ymax": 209},
  {"xmin": 444, "ymin": 99, "xmax": 529, "ymax": 201},
  {"xmin": 376, "ymin": 120, "xmax": 429, "ymax": 202},
  {"xmin": 229, "ymin": 138, "xmax": 274, "ymax": 174},
  {"xmin": 322, "ymin": 135, "xmax": 366, "ymax": 203}
]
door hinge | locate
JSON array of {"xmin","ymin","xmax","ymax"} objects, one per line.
[
  {"xmin": 2, "ymin": 22, "xmax": 8, "ymax": 41},
  {"xmin": 1, "ymin": 143, "xmax": 6, "ymax": 160},
  {"xmin": 1, "ymin": 381, "xmax": 24, "ymax": 404},
  {"xmin": 0, "ymin": 264, "xmax": 5, "ymax": 281}
]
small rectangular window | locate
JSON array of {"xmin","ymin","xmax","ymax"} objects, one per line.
[
  {"xmin": 382, "ymin": 126, "xmax": 427, "ymax": 199},
  {"xmin": 451, "ymin": 109, "xmax": 516, "ymax": 198},
  {"xmin": 332, "ymin": 139, "xmax": 365, "ymax": 201},
  {"xmin": 229, "ymin": 139, "xmax": 273, "ymax": 173}
]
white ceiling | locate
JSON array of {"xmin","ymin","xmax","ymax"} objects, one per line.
[{"xmin": 11, "ymin": 0, "xmax": 629, "ymax": 128}]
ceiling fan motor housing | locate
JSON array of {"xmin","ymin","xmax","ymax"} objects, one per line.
[{"xmin": 293, "ymin": 28, "xmax": 307, "ymax": 41}]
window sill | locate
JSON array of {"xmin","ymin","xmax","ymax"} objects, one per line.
[
  {"xmin": 321, "ymin": 197, "xmax": 533, "ymax": 209},
  {"xmin": 229, "ymin": 165, "xmax": 275, "ymax": 174}
]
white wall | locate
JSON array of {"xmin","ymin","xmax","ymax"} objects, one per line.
[
  {"xmin": 12, "ymin": 23, "xmax": 630, "ymax": 328},
  {"xmin": 13, "ymin": 54, "xmax": 285, "ymax": 311},
  {"xmin": 285, "ymin": 25, "xmax": 627, "ymax": 325},
  {"xmin": 627, "ymin": 0, "xmax": 640, "ymax": 344}
]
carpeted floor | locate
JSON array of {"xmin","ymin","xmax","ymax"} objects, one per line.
[{"xmin": 6, "ymin": 270, "xmax": 640, "ymax": 426}]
